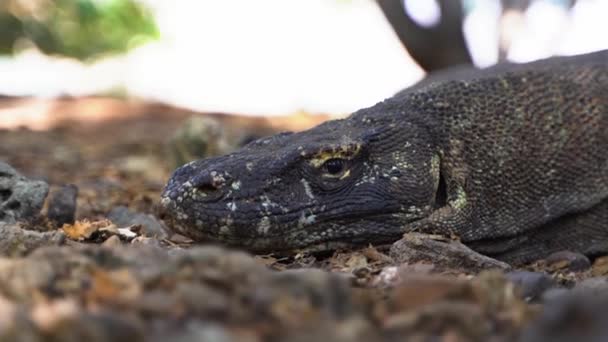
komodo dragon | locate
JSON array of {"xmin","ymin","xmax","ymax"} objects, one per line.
[{"xmin": 161, "ymin": 50, "xmax": 608, "ymax": 265}]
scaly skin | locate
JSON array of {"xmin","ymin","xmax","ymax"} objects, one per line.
[{"xmin": 161, "ymin": 50, "xmax": 608, "ymax": 264}]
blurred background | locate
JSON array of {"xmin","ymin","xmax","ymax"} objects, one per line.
[{"xmin": 1, "ymin": 0, "xmax": 607, "ymax": 127}]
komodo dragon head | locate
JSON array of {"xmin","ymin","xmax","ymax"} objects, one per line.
[{"xmin": 161, "ymin": 99, "xmax": 444, "ymax": 252}]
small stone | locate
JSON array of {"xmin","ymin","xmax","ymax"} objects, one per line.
[
  {"xmin": 592, "ymin": 256, "xmax": 608, "ymax": 276},
  {"xmin": 46, "ymin": 184, "xmax": 78, "ymax": 227},
  {"xmin": 0, "ymin": 223, "xmax": 65, "ymax": 256},
  {"xmin": 108, "ymin": 206, "xmax": 169, "ymax": 239},
  {"xmin": 0, "ymin": 162, "xmax": 48, "ymax": 223},
  {"xmin": 545, "ymin": 250, "xmax": 590, "ymax": 272},
  {"xmin": 169, "ymin": 233, "xmax": 193, "ymax": 244},
  {"xmin": 573, "ymin": 277, "xmax": 608, "ymax": 296},
  {"xmin": 343, "ymin": 253, "xmax": 368, "ymax": 272},
  {"xmin": 102, "ymin": 235, "xmax": 122, "ymax": 248},
  {"xmin": 389, "ymin": 274, "xmax": 469, "ymax": 312},
  {"xmin": 521, "ymin": 293, "xmax": 608, "ymax": 342},
  {"xmin": 261, "ymin": 268, "xmax": 355, "ymax": 321},
  {"xmin": 390, "ymin": 233, "xmax": 510, "ymax": 272},
  {"xmin": 541, "ymin": 288, "xmax": 571, "ymax": 302},
  {"xmin": 161, "ymin": 321, "xmax": 233, "ymax": 342},
  {"xmin": 116, "ymin": 228, "xmax": 138, "ymax": 240},
  {"xmin": 130, "ymin": 236, "xmax": 162, "ymax": 248},
  {"xmin": 505, "ymin": 271, "xmax": 555, "ymax": 302}
]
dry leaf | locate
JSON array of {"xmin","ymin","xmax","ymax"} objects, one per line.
[{"xmin": 62, "ymin": 219, "xmax": 115, "ymax": 241}]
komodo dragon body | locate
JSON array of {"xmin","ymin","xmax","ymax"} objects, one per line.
[{"xmin": 161, "ymin": 50, "xmax": 608, "ymax": 264}]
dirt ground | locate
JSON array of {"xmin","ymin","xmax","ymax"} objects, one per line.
[{"xmin": 1, "ymin": 96, "xmax": 608, "ymax": 341}]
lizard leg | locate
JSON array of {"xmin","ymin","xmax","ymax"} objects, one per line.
[
  {"xmin": 468, "ymin": 198, "xmax": 608, "ymax": 265},
  {"xmin": 402, "ymin": 177, "xmax": 475, "ymax": 238},
  {"xmin": 403, "ymin": 203, "xmax": 474, "ymax": 239}
]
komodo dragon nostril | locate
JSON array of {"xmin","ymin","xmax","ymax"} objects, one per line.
[{"xmin": 190, "ymin": 171, "xmax": 231, "ymax": 192}]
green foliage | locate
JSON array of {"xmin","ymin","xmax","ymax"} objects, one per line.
[{"xmin": 0, "ymin": 0, "xmax": 159, "ymax": 61}]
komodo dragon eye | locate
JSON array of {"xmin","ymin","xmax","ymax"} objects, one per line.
[{"xmin": 322, "ymin": 158, "xmax": 346, "ymax": 175}]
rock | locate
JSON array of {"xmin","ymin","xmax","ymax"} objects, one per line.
[
  {"xmin": 108, "ymin": 206, "xmax": 169, "ymax": 239},
  {"xmin": 383, "ymin": 271, "xmax": 528, "ymax": 341},
  {"xmin": 168, "ymin": 233, "xmax": 193, "ymax": 244},
  {"xmin": 545, "ymin": 250, "xmax": 591, "ymax": 272},
  {"xmin": 102, "ymin": 235, "xmax": 122, "ymax": 248},
  {"xmin": 521, "ymin": 293, "xmax": 608, "ymax": 342},
  {"xmin": 390, "ymin": 233, "xmax": 510, "ymax": 272},
  {"xmin": 152, "ymin": 321, "xmax": 233, "ymax": 342},
  {"xmin": 572, "ymin": 277, "xmax": 608, "ymax": 296},
  {"xmin": 591, "ymin": 256, "xmax": 608, "ymax": 276},
  {"xmin": 541, "ymin": 288, "xmax": 570, "ymax": 302},
  {"xmin": 0, "ymin": 244, "xmax": 373, "ymax": 341},
  {"xmin": 46, "ymin": 184, "xmax": 78, "ymax": 227},
  {"xmin": 130, "ymin": 236, "xmax": 163, "ymax": 248},
  {"xmin": 0, "ymin": 223, "xmax": 65, "ymax": 257},
  {"xmin": 505, "ymin": 271, "xmax": 556, "ymax": 302},
  {"xmin": 166, "ymin": 116, "xmax": 232, "ymax": 169},
  {"xmin": 0, "ymin": 162, "xmax": 48, "ymax": 223},
  {"xmin": 263, "ymin": 268, "xmax": 355, "ymax": 320},
  {"xmin": 42, "ymin": 310, "xmax": 145, "ymax": 342},
  {"xmin": 388, "ymin": 275, "xmax": 471, "ymax": 312},
  {"xmin": 372, "ymin": 263, "xmax": 436, "ymax": 288}
]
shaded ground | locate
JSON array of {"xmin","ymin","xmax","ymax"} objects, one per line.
[{"xmin": 1, "ymin": 97, "xmax": 608, "ymax": 341}]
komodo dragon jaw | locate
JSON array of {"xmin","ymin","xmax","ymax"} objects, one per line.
[{"xmin": 160, "ymin": 105, "xmax": 442, "ymax": 252}]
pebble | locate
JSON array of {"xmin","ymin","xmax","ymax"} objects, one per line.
[
  {"xmin": 130, "ymin": 236, "xmax": 163, "ymax": 248},
  {"xmin": 0, "ymin": 223, "xmax": 65, "ymax": 257},
  {"xmin": 572, "ymin": 277, "xmax": 608, "ymax": 296},
  {"xmin": 390, "ymin": 233, "xmax": 511, "ymax": 272},
  {"xmin": 0, "ymin": 162, "xmax": 48, "ymax": 223},
  {"xmin": 591, "ymin": 256, "xmax": 608, "ymax": 276},
  {"xmin": 521, "ymin": 292, "xmax": 608, "ymax": 342},
  {"xmin": 505, "ymin": 271, "xmax": 555, "ymax": 302},
  {"xmin": 545, "ymin": 250, "xmax": 590, "ymax": 272},
  {"xmin": 540, "ymin": 288, "xmax": 570, "ymax": 302},
  {"xmin": 108, "ymin": 206, "xmax": 169, "ymax": 239},
  {"xmin": 102, "ymin": 235, "xmax": 122, "ymax": 248},
  {"xmin": 46, "ymin": 184, "xmax": 79, "ymax": 227}
]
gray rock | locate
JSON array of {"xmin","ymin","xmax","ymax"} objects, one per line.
[
  {"xmin": 505, "ymin": 271, "xmax": 556, "ymax": 302},
  {"xmin": 47, "ymin": 184, "xmax": 79, "ymax": 226},
  {"xmin": 130, "ymin": 236, "xmax": 163, "ymax": 248},
  {"xmin": 546, "ymin": 250, "xmax": 591, "ymax": 271},
  {"xmin": 0, "ymin": 162, "xmax": 48, "ymax": 223},
  {"xmin": 573, "ymin": 277, "xmax": 608, "ymax": 296},
  {"xmin": 108, "ymin": 206, "xmax": 169, "ymax": 239},
  {"xmin": 390, "ymin": 233, "xmax": 511, "ymax": 272},
  {"xmin": 0, "ymin": 223, "xmax": 65, "ymax": 256},
  {"xmin": 521, "ymin": 293, "xmax": 608, "ymax": 342},
  {"xmin": 154, "ymin": 321, "xmax": 232, "ymax": 342},
  {"xmin": 265, "ymin": 268, "xmax": 355, "ymax": 319},
  {"xmin": 541, "ymin": 288, "xmax": 571, "ymax": 302}
]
